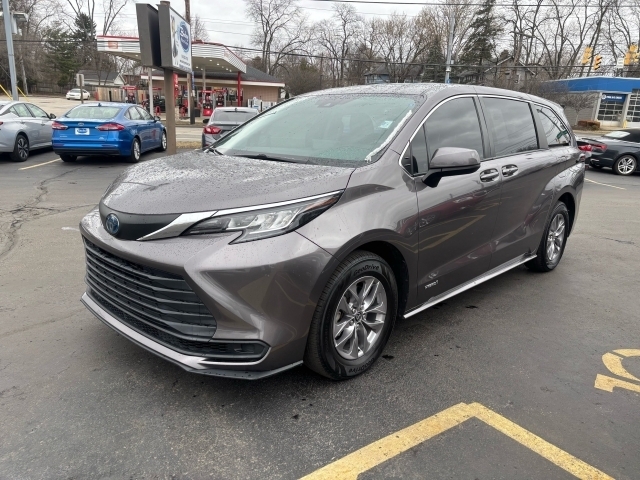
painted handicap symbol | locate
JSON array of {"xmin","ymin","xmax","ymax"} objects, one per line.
[{"xmin": 595, "ymin": 349, "xmax": 640, "ymax": 394}]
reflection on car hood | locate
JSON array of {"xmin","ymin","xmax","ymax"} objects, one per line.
[{"xmin": 101, "ymin": 151, "xmax": 355, "ymax": 215}]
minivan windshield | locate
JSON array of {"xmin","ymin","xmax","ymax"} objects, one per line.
[
  {"xmin": 214, "ymin": 94, "xmax": 418, "ymax": 165},
  {"xmin": 65, "ymin": 106, "xmax": 121, "ymax": 119},
  {"xmin": 212, "ymin": 110, "xmax": 257, "ymax": 123}
]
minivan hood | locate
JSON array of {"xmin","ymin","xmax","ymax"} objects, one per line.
[{"xmin": 101, "ymin": 151, "xmax": 355, "ymax": 215}]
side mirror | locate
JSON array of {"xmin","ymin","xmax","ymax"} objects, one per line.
[
  {"xmin": 423, "ymin": 147, "xmax": 481, "ymax": 188},
  {"xmin": 49, "ymin": 113, "xmax": 56, "ymax": 119},
  {"xmin": 154, "ymin": 116, "xmax": 161, "ymax": 122}
]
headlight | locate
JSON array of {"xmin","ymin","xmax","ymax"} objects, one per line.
[{"xmin": 183, "ymin": 191, "xmax": 342, "ymax": 242}]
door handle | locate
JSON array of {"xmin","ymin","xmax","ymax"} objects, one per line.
[
  {"xmin": 479, "ymin": 169, "xmax": 499, "ymax": 182},
  {"xmin": 501, "ymin": 165, "xmax": 518, "ymax": 177}
]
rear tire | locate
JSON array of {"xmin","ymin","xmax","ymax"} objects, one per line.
[
  {"xmin": 9, "ymin": 134, "xmax": 29, "ymax": 162},
  {"xmin": 304, "ymin": 250, "xmax": 398, "ymax": 380},
  {"xmin": 158, "ymin": 130, "xmax": 167, "ymax": 152},
  {"xmin": 526, "ymin": 202, "xmax": 570, "ymax": 272},
  {"xmin": 60, "ymin": 154, "xmax": 77, "ymax": 162},
  {"xmin": 125, "ymin": 138, "xmax": 141, "ymax": 163},
  {"xmin": 613, "ymin": 155, "xmax": 637, "ymax": 176}
]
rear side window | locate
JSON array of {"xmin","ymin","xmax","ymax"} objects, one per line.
[
  {"xmin": 537, "ymin": 106, "xmax": 571, "ymax": 147},
  {"xmin": 482, "ymin": 98, "xmax": 538, "ymax": 156},
  {"xmin": 66, "ymin": 106, "xmax": 121, "ymax": 119},
  {"xmin": 26, "ymin": 104, "xmax": 49, "ymax": 119},
  {"xmin": 424, "ymin": 97, "xmax": 484, "ymax": 164},
  {"xmin": 12, "ymin": 103, "xmax": 32, "ymax": 117},
  {"xmin": 127, "ymin": 107, "xmax": 143, "ymax": 120}
]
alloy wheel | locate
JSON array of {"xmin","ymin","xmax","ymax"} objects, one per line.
[
  {"xmin": 133, "ymin": 140, "xmax": 141, "ymax": 160},
  {"xmin": 17, "ymin": 137, "xmax": 28, "ymax": 160},
  {"xmin": 617, "ymin": 156, "xmax": 636, "ymax": 175},
  {"xmin": 162, "ymin": 132, "xmax": 167, "ymax": 150},
  {"xmin": 333, "ymin": 276, "xmax": 387, "ymax": 360},
  {"xmin": 546, "ymin": 213, "xmax": 566, "ymax": 264}
]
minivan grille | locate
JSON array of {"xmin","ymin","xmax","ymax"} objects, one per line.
[{"xmin": 83, "ymin": 239, "xmax": 220, "ymax": 355}]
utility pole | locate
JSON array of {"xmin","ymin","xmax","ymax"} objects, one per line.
[
  {"xmin": 2, "ymin": 0, "xmax": 19, "ymax": 100},
  {"xmin": 185, "ymin": 0, "xmax": 194, "ymax": 124},
  {"xmin": 444, "ymin": 15, "xmax": 455, "ymax": 84}
]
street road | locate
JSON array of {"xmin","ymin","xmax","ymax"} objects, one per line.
[{"xmin": 1, "ymin": 150, "xmax": 639, "ymax": 479}]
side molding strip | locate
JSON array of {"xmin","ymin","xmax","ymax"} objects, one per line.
[{"xmin": 404, "ymin": 253, "xmax": 536, "ymax": 318}]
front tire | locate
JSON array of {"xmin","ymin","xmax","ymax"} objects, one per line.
[
  {"xmin": 125, "ymin": 138, "xmax": 141, "ymax": 163},
  {"xmin": 613, "ymin": 155, "xmax": 637, "ymax": 175},
  {"xmin": 304, "ymin": 250, "xmax": 398, "ymax": 380},
  {"xmin": 9, "ymin": 134, "xmax": 29, "ymax": 162},
  {"xmin": 526, "ymin": 202, "xmax": 570, "ymax": 272}
]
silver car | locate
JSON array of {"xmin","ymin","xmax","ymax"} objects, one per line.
[
  {"xmin": 0, "ymin": 101, "xmax": 56, "ymax": 162},
  {"xmin": 202, "ymin": 107, "xmax": 258, "ymax": 148}
]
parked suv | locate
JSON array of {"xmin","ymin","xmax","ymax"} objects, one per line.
[{"xmin": 80, "ymin": 84, "xmax": 584, "ymax": 380}]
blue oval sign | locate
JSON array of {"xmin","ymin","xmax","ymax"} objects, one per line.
[
  {"xmin": 179, "ymin": 21, "xmax": 190, "ymax": 52},
  {"xmin": 105, "ymin": 213, "xmax": 120, "ymax": 235}
]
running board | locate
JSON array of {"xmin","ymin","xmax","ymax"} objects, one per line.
[{"xmin": 404, "ymin": 253, "xmax": 537, "ymax": 318}]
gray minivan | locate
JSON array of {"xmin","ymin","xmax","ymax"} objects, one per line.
[{"xmin": 80, "ymin": 84, "xmax": 584, "ymax": 380}]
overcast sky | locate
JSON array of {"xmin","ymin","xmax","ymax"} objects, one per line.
[{"xmin": 107, "ymin": 0, "xmax": 429, "ymax": 48}]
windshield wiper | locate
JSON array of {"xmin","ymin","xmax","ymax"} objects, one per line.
[{"xmin": 236, "ymin": 153, "xmax": 302, "ymax": 163}]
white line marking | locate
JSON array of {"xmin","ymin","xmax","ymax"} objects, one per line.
[
  {"xmin": 62, "ymin": 227, "xmax": 79, "ymax": 232},
  {"xmin": 585, "ymin": 178, "xmax": 626, "ymax": 190},
  {"xmin": 19, "ymin": 158, "xmax": 61, "ymax": 170}
]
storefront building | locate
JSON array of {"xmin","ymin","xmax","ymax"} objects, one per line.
[
  {"xmin": 97, "ymin": 36, "xmax": 285, "ymax": 113},
  {"xmin": 546, "ymin": 77, "xmax": 640, "ymax": 128}
]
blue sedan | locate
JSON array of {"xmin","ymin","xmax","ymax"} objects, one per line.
[{"xmin": 52, "ymin": 102, "xmax": 167, "ymax": 163}]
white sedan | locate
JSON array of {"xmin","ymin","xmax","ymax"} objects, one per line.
[{"xmin": 66, "ymin": 89, "xmax": 91, "ymax": 100}]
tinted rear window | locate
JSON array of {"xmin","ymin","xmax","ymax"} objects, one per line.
[
  {"xmin": 537, "ymin": 106, "xmax": 571, "ymax": 147},
  {"xmin": 482, "ymin": 98, "xmax": 538, "ymax": 156},
  {"xmin": 65, "ymin": 106, "xmax": 121, "ymax": 119},
  {"xmin": 213, "ymin": 110, "xmax": 257, "ymax": 122}
]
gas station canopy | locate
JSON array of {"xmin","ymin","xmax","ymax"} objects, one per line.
[{"xmin": 97, "ymin": 36, "xmax": 247, "ymax": 75}]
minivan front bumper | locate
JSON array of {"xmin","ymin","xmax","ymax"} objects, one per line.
[
  {"xmin": 79, "ymin": 208, "xmax": 334, "ymax": 378},
  {"xmin": 81, "ymin": 293, "xmax": 301, "ymax": 379}
]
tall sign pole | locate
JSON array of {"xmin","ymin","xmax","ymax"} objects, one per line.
[
  {"xmin": 2, "ymin": 0, "xmax": 19, "ymax": 100},
  {"xmin": 444, "ymin": 15, "xmax": 455, "ymax": 84}
]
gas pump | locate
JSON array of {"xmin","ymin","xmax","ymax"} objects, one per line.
[{"xmin": 201, "ymin": 90, "xmax": 214, "ymax": 117}]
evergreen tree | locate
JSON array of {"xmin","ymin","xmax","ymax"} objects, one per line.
[
  {"xmin": 73, "ymin": 13, "xmax": 98, "ymax": 66},
  {"xmin": 43, "ymin": 26, "xmax": 80, "ymax": 88},
  {"xmin": 459, "ymin": 0, "xmax": 502, "ymax": 68}
]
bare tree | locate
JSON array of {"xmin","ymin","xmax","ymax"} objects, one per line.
[
  {"xmin": 246, "ymin": 0, "xmax": 309, "ymax": 75},
  {"xmin": 315, "ymin": 4, "xmax": 362, "ymax": 87},
  {"xmin": 191, "ymin": 14, "xmax": 209, "ymax": 42}
]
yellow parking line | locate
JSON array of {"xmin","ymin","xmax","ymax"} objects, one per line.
[
  {"xmin": 301, "ymin": 403, "xmax": 474, "ymax": 480},
  {"xmin": 301, "ymin": 402, "xmax": 612, "ymax": 480},
  {"xmin": 585, "ymin": 178, "xmax": 626, "ymax": 190},
  {"xmin": 19, "ymin": 158, "xmax": 61, "ymax": 170},
  {"xmin": 470, "ymin": 403, "xmax": 612, "ymax": 480}
]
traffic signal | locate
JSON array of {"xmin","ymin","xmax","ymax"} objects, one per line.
[
  {"xmin": 581, "ymin": 46, "xmax": 593, "ymax": 65},
  {"xmin": 593, "ymin": 55, "xmax": 603, "ymax": 70}
]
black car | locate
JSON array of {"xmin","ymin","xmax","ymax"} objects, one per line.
[
  {"xmin": 143, "ymin": 96, "xmax": 166, "ymax": 113},
  {"xmin": 578, "ymin": 129, "xmax": 640, "ymax": 175}
]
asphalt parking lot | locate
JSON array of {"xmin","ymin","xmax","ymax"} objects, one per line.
[{"xmin": 1, "ymin": 150, "xmax": 639, "ymax": 479}]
